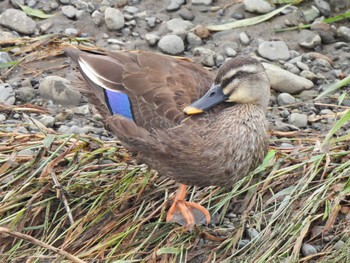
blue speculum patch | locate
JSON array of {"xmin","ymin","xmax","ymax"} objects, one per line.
[{"xmin": 104, "ymin": 89, "xmax": 133, "ymax": 120}]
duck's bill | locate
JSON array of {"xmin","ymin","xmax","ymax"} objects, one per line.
[{"xmin": 183, "ymin": 84, "xmax": 228, "ymax": 115}]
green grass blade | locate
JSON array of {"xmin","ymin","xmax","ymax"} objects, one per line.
[
  {"xmin": 316, "ymin": 75, "xmax": 350, "ymax": 100},
  {"xmin": 206, "ymin": 4, "xmax": 291, "ymax": 31},
  {"xmin": 19, "ymin": 5, "xmax": 56, "ymax": 19},
  {"xmin": 322, "ymin": 109, "xmax": 350, "ymax": 146}
]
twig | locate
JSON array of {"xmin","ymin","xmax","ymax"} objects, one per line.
[{"xmin": 0, "ymin": 227, "xmax": 86, "ymax": 263}]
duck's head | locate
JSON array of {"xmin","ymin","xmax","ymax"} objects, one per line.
[{"xmin": 184, "ymin": 56, "xmax": 270, "ymax": 115}]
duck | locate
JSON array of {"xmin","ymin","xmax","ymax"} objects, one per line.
[{"xmin": 64, "ymin": 47, "xmax": 270, "ymax": 227}]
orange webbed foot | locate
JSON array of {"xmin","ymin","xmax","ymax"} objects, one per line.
[{"xmin": 166, "ymin": 184, "xmax": 211, "ymax": 227}]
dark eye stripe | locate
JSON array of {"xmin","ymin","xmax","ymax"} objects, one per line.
[{"xmin": 221, "ymin": 71, "xmax": 246, "ymax": 88}]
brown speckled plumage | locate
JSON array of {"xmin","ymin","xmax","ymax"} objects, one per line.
[{"xmin": 65, "ymin": 48, "xmax": 270, "ymax": 188}]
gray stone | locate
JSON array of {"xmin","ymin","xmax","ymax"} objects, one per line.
[
  {"xmin": 145, "ymin": 17, "xmax": 156, "ymax": 28},
  {"xmin": 92, "ymin": 10, "xmax": 104, "ymax": 26},
  {"xmin": 40, "ymin": 22, "xmax": 53, "ymax": 33},
  {"xmin": 289, "ymin": 113, "xmax": 308, "ymax": 128},
  {"xmin": 186, "ymin": 32, "xmax": 202, "ymax": 45},
  {"xmin": 333, "ymin": 240, "xmax": 345, "ymax": 250},
  {"xmin": 58, "ymin": 125, "xmax": 85, "ymax": 134},
  {"xmin": 193, "ymin": 47, "xmax": 216, "ymax": 67},
  {"xmin": 302, "ymin": 6, "xmax": 320, "ymax": 23},
  {"xmin": 263, "ymin": 63, "xmax": 314, "ymax": 94},
  {"xmin": 246, "ymin": 228, "xmax": 259, "ymax": 240},
  {"xmin": 10, "ymin": 0, "xmax": 24, "ymax": 8},
  {"xmin": 18, "ymin": 148, "xmax": 35, "ymax": 156},
  {"xmin": 104, "ymin": 7, "xmax": 125, "ymax": 30},
  {"xmin": 0, "ymin": 83, "xmax": 15, "ymax": 105},
  {"xmin": 116, "ymin": 0, "xmax": 128, "ymax": 7},
  {"xmin": 225, "ymin": 47, "xmax": 237, "ymax": 57},
  {"xmin": 145, "ymin": 33, "xmax": 159, "ymax": 46},
  {"xmin": 216, "ymin": 55, "xmax": 224, "ymax": 66},
  {"xmin": 301, "ymin": 243, "xmax": 318, "ymax": 256},
  {"xmin": 299, "ymin": 90, "xmax": 319, "ymax": 101},
  {"xmin": 61, "ymin": 5, "xmax": 78, "ymax": 19},
  {"xmin": 244, "ymin": 0, "xmax": 274, "ymax": 14},
  {"xmin": 76, "ymin": 10, "xmax": 88, "ymax": 20},
  {"xmin": 300, "ymin": 70, "xmax": 317, "ymax": 81},
  {"xmin": 277, "ymin": 93, "xmax": 296, "ymax": 106},
  {"xmin": 0, "ymin": 114, "xmax": 6, "ymax": 122},
  {"xmin": 39, "ymin": 76, "xmax": 82, "ymax": 106},
  {"xmin": 284, "ymin": 62, "xmax": 300, "ymax": 75},
  {"xmin": 258, "ymin": 41, "xmax": 290, "ymax": 61},
  {"xmin": 15, "ymin": 87, "xmax": 36, "ymax": 103},
  {"xmin": 158, "ymin": 35, "xmax": 184, "ymax": 55},
  {"xmin": 124, "ymin": 6, "xmax": 139, "ymax": 14},
  {"xmin": 192, "ymin": 0, "xmax": 212, "ymax": 5},
  {"xmin": 296, "ymin": 61, "xmax": 309, "ymax": 71},
  {"xmin": 237, "ymin": 239, "xmax": 250, "ymax": 249},
  {"xmin": 0, "ymin": 52, "xmax": 12, "ymax": 64},
  {"xmin": 337, "ymin": 26, "xmax": 350, "ymax": 42},
  {"xmin": 179, "ymin": 8, "xmax": 195, "ymax": 21},
  {"xmin": 72, "ymin": 105, "xmax": 91, "ymax": 115},
  {"xmin": 0, "ymin": 9, "xmax": 36, "ymax": 35},
  {"xmin": 298, "ymin": 30, "xmax": 321, "ymax": 49},
  {"xmin": 314, "ymin": 0, "xmax": 331, "ymax": 16},
  {"xmin": 39, "ymin": 115, "xmax": 55, "ymax": 128},
  {"xmin": 64, "ymin": 28, "xmax": 78, "ymax": 36},
  {"xmin": 166, "ymin": 0, "xmax": 185, "ymax": 11},
  {"xmin": 60, "ymin": 0, "xmax": 70, "ymax": 4},
  {"xmin": 239, "ymin": 32, "xmax": 250, "ymax": 45},
  {"xmin": 166, "ymin": 18, "xmax": 193, "ymax": 35}
]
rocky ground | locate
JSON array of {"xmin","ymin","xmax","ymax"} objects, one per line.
[{"xmin": 0, "ymin": 0, "xmax": 350, "ymax": 260}]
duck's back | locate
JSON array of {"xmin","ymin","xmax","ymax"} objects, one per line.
[{"xmin": 65, "ymin": 48, "xmax": 214, "ymax": 131}]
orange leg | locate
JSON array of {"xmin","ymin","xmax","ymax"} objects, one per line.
[{"xmin": 166, "ymin": 184, "xmax": 211, "ymax": 226}]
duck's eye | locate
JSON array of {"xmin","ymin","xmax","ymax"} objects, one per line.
[{"xmin": 235, "ymin": 71, "xmax": 243, "ymax": 77}]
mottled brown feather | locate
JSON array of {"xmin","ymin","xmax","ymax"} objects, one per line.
[{"xmin": 65, "ymin": 48, "xmax": 270, "ymax": 187}]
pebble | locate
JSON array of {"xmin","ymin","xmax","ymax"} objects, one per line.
[
  {"xmin": 166, "ymin": 18, "xmax": 193, "ymax": 35},
  {"xmin": 116, "ymin": 0, "xmax": 128, "ymax": 7},
  {"xmin": 179, "ymin": 8, "xmax": 195, "ymax": 21},
  {"xmin": 166, "ymin": 0, "xmax": 185, "ymax": 11},
  {"xmin": 15, "ymin": 87, "xmax": 36, "ymax": 103},
  {"xmin": 145, "ymin": 17, "xmax": 156, "ymax": 28},
  {"xmin": 58, "ymin": 125, "xmax": 85, "ymax": 134},
  {"xmin": 40, "ymin": 22, "xmax": 53, "ymax": 33},
  {"xmin": 0, "ymin": 83, "xmax": 15, "ymax": 105},
  {"xmin": 60, "ymin": 0, "xmax": 70, "ymax": 4},
  {"xmin": 302, "ymin": 6, "xmax": 320, "ymax": 23},
  {"xmin": 239, "ymin": 32, "xmax": 250, "ymax": 45},
  {"xmin": 61, "ymin": 5, "xmax": 78, "ymax": 19},
  {"xmin": 17, "ymin": 148, "xmax": 35, "ymax": 157},
  {"xmin": 258, "ymin": 41, "xmax": 290, "ymax": 61},
  {"xmin": 296, "ymin": 61, "xmax": 309, "ymax": 71},
  {"xmin": 263, "ymin": 63, "xmax": 314, "ymax": 94},
  {"xmin": 0, "ymin": 114, "xmax": 6, "ymax": 122},
  {"xmin": 186, "ymin": 32, "xmax": 202, "ymax": 45},
  {"xmin": 54, "ymin": 110, "xmax": 74, "ymax": 122},
  {"xmin": 225, "ymin": 47, "xmax": 237, "ymax": 57},
  {"xmin": 65, "ymin": 28, "xmax": 78, "ymax": 36},
  {"xmin": 39, "ymin": 115, "xmax": 56, "ymax": 128},
  {"xmin": 194, "ymin": 26, "xmax": 211, "ymax": 39},
  {"xmin": 333, "ymin": 240, "xmax": 345, "ymax": 250},
  {"xmin": 289, "ymin": 113, "xmax": 308, "ymax": 128},
  {"xmin": 104, "ymin": 7, "xmax": 125, "ymax": 30},
  {"xmin": 192, "ymin": 0, "xmax": 212, "ymax": 5},
  {"xmin": 299, "ymin": 90, "xmax": 319, "ymax": 101},
  {"xmin": 314, "ymin": 0, "xmax": 331, "ymax": 16},
  {"xmin": 145, "ymin": 33, "xmax": 159, "ymax": 46},
  {"xmin": 277, "ymin": 93, "xmax": 296, "ymax": 106},
  {"xmin": 92, "ymin": 10, "xmax": 104, "ymax": 26},
  {"xmin": 284, "ymin": 62, "xmax": 300, "ymax": 75},
  {"xmin": 158, "ymin": 35, "xmax": 185, "ymax": 55},
  {"xmin": 300, "ymin": 70, "xmax": 317, "ymax": 81},
  {"xmin": 124, "ymin": 6, "xmax": 139, "ymax": 14},
  {"xmin": 244, "ymin": 0, "xmax": 274, "ymax": 14},
  {"xmin": 0, "ymin": 52, "xmax": 12, "ymax": 64},
  {"xmin": 301, "ymin": 243, "xmax": 318, "ymax": 256},
  {"xmin": 237, "ymin": 239, "xmax": 250, "ymax": 249},
  {"xmin": 246, "ymin": 228, "xmax": 259, "ymax": 240},
  {"xmin": 39, "ymin": 76, "xmax": 82, "ymax": 106},
  {"xmin": 337, "ymin": 26, "xmax": 350, "ymax": 42},
  {"xmin": 0, "ymin": 9, "xmax": 36, "ymax": 35},
  {"xmin": 193, "ymin": 47, "xmax": 215, "ymax": 67},
  {"xmin": 298, "ymin": 30, "xmax": 321, "ymax": 49},
  {"xmin": 72, "ymin": 105, "xmax": 91, "ymax": 115}
]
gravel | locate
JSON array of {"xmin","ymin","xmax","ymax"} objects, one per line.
[{"xmin": 0, "ymin": 9, "xmax": 36, "ymax": 35}]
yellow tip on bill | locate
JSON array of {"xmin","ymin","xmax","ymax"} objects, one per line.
[{"xmin": 183, "ymin": 106, "xmax": 204, "ymax": 115}]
